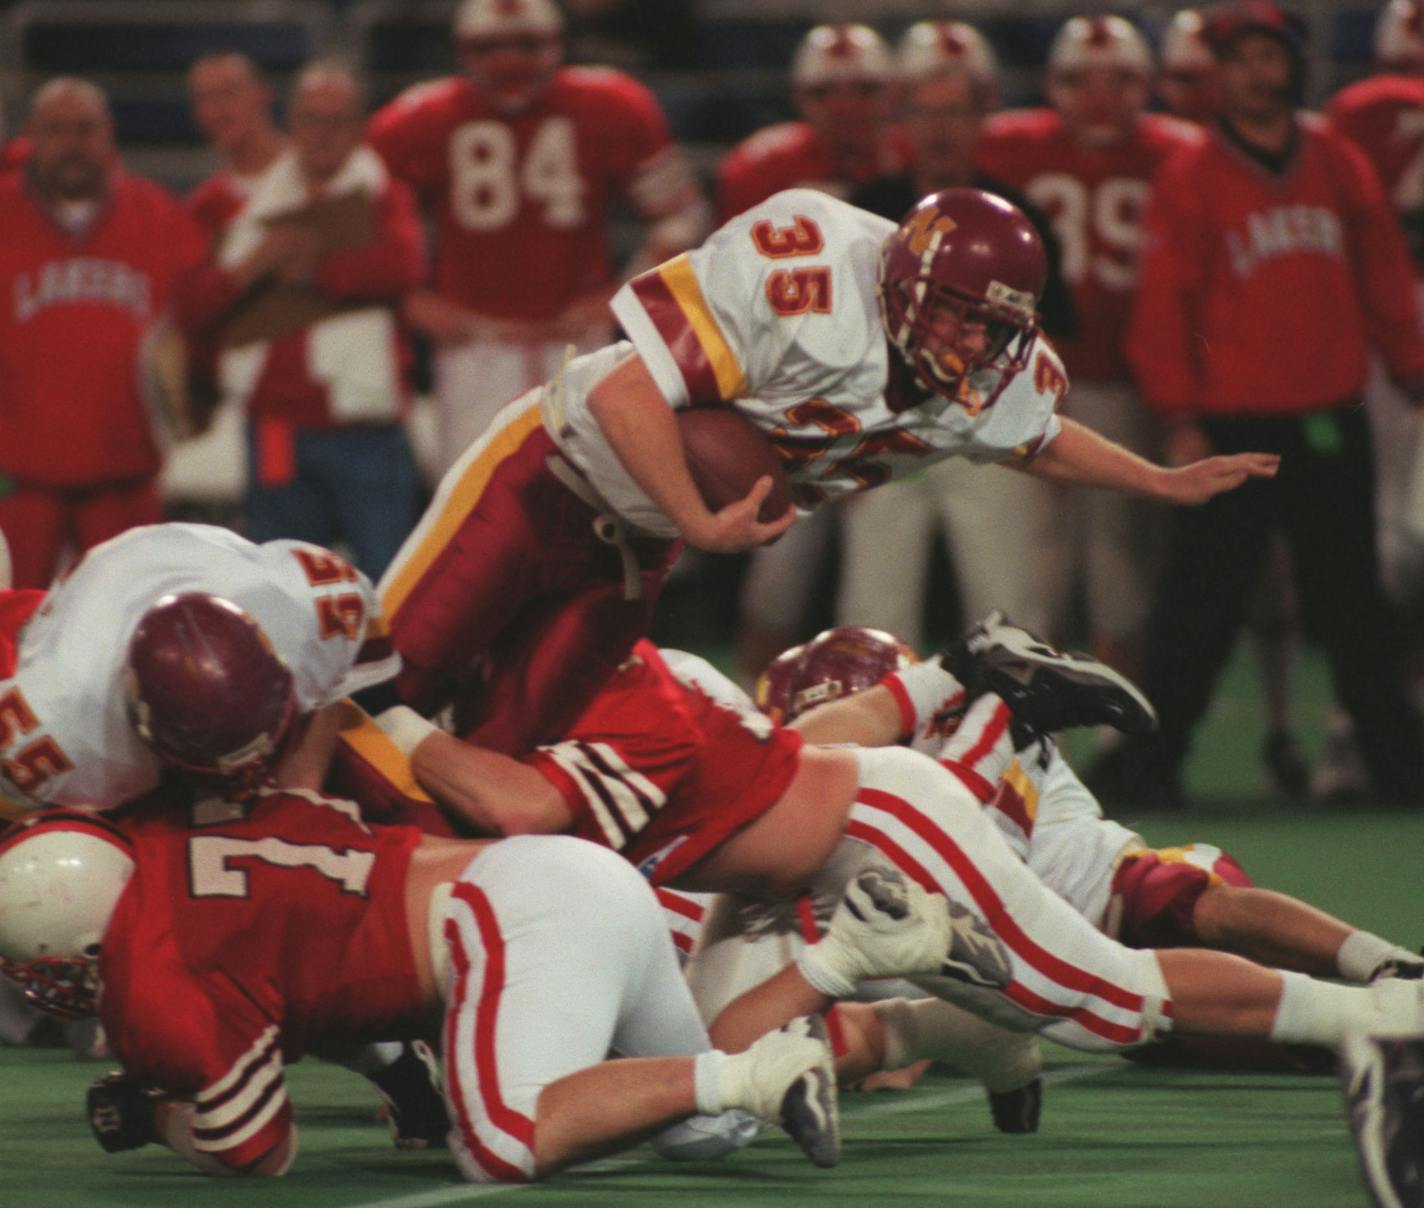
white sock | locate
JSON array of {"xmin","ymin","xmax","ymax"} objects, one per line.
[
  {"xmin": 693, "ymin": 1050, "xmax": 728, "ymax": 1116},
  {"xmin": 1336, "ymin": 931, "xmax": 1417, "ymax": 982},
  {"xmin": 341, "ymin": 1040, "xmax": 407, "ymax": 1076},
  {"xmin": 874, "ymin": 997, "xmax": 1039, "ymax": 1092},
  {"xmin": 1270, "ymin": 971, "xmax": 1424, "ymax": 1045},
  {"xmin": 939, "ymin": 695, "xmax": 1017, "ymax": 789}
]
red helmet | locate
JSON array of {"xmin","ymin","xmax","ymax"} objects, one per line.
[
  {"xmin": 125, "ymin": 592, "xmax": 298, "ymax": 785},
  {"xmin": 880, "ymin": 188, "xmax": 1045, "ymax": 409},
  {"xmin": 785, "ymin": 626, "xmax": 918, "ymax": 721},
  {"xmin": 754, "ymin": 642, "xmax": 806, "ymax": 725}
]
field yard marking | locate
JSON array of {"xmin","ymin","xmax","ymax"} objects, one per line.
[{"xmin": 346, "ymin": 1062, "xmax": 1120, "ymax": 1208}]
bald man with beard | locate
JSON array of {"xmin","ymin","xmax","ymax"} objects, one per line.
[{"xmin": 0, "ymin": 78, "xmax": 207, "ymax": 588}]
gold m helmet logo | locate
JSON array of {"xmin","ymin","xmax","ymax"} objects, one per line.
[{"xmin": 902, "ymin": 208, "xmax": 957, "ymax": 256}]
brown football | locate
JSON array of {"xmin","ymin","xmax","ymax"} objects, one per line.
[{"xmin": 677, "ymin": 406, "xmax": 793, "ymax": 523}]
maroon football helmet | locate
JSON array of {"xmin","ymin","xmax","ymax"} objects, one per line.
[
  {"xmin": 784, "ymin": 626, "xmax": 919, "ymax": 721},
  {"xmin": 880, "ymin": 188, "xmax": 1046, "ymax": 409},
  {"xmin": 125, "ymin": 592, "xmax": 298, "ymax": 785}
]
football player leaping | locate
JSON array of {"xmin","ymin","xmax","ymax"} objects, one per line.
[{"xmin": 377, "ymin": 186, "xmax": 1278, "ymax": 759}]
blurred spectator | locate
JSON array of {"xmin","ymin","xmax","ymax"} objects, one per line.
[
  {"xmin": 0, "ymin": 79, "xmax": 207, "ymax": 588},
  {"xmin": 718, "ymin": 23, "xmax": 906, "ymax": 221},
  {"xmin": 369, "ymin": 0, "xmax": 709, "ymax": 477},
  {"xmin": 1158, "ymin": 7, "xmax": 1305, "ymax": 794},
  {"xmin": 838, "ymin": 21, "xmax": 1075, "ymax": 649},
  {"xmin": 186, "ymin": 53, "xmax": 289, "ymax": 241},
  {"xmin": 174, "ymin": 64, "xmax": 425, "ymax": 581},
  {"xmin": 1315, "ymin": 0, "xmax": 1424, "ymax": 796},
  {"xmin": 1157, "ymin": 8, "xmax": 1220, "ymax": 123},
  {"xmin": 976, "ymin": 15, "xmax": 1198, "ymax": 678},
  {"xmin": 1329, "ymin": 1, "xmax": 1424, "ymax": 611},
  {"xmin": 1101, "ymin": 3, "xmax": 1424, "ymax": 808},
  {"xmin": 564, "ymin": 0, "xmax": 701, "ymax": 70},
  {"xmin": 720, "ymin": 22, "xmax": 908, "ymax": 678}
]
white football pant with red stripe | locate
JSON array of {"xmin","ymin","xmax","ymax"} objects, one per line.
[
  {"xmin": 823, "ymin": 745, "xmax": 1172, "ymax": 1051},
  {"xmin": 438, "ymin": 835, "xmax": 712, "ymax": 1182}
]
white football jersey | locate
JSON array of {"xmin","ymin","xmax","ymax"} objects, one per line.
[
  {"xmin": 544, "ymin": 189, "xmax": 1065, "ymax": 537},
  {"xmin": 0, "ymin": 524, "xmax": 398, "ymax": 809}
]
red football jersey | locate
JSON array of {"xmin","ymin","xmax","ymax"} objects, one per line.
[
  {"xmin": 1328, "ymin": 74, "xmax": 1424, "ymax": 271},
  {"xmin": 976, "ymin": 109, "xmax": 1200, "ymax": 383},
  {"xmin": 0, "ymin": 137, "xmax": 28, "ymax": 179},
  {"xmin": 717, "ymin": 120, "xmax": 909, "ymax": 222},
  {"xmin": 1127, "ymin": 116, "xmax": 1424, "ymax": 418},
  {"xmin": 369, "ymin": 68, "xmax": 679, "ymax": 321},
  {"xmin": 0, "ymin": 173, "xmax": 208, "ymax": 486},
  {"xmin": 0, "ymin": 589, "xmax": 43, "ymax": 677},
  {"xmin": 100, "ymin": 790, "xmax": 425, "ymax": 1170},
  {"xmin": 524, "ymin": 641, "xmax": 804, "ymax": 885}
]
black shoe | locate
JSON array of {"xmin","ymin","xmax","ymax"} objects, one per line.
[
  {"xmin": 988, "ymin": 1077, "xmax": 1042, "ymax": 1134},
  {"xmin": 1339, "ymin": 1033, "xmax": 1424, "ymax": 1208},
  {"xmin": 367, "ymin": 1040, "xmax": 450, "ymax": 1150},
  {"xmin": 1372, "ymin": 949, "xmax": 1424, "ymax": 984},
  {"xmin": 1262, "ymin": 729, "xmax": 1310, "ymax": 796},
  {"xmin": 942, "ymin": 612, "xmax": 1158, "ymax": 736}
]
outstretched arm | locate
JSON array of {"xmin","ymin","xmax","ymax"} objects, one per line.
[{"xmin": 1016, "ymin": 417, "xmax": 1279, "ymax": 505}]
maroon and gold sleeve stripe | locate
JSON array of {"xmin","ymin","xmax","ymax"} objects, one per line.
[{"xmin": 627, "ymin": 254, "xmax": 747, "ymax": 404}]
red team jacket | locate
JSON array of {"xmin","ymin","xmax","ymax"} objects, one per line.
[
  {"xmin": 99, "ymin": 791, "xmax": 426, "ymax": 1171},
  {"xmin": 368, "ymin": 68, "xmax": 678, "ymax": 322},
  {"xmin": 0, "ymin": 173, "xmax": 207, "ymax": 486},
  {"xmin": 1127, "ymin": 115, "xmax": 1424, "ymax": 420},
  {"xmin": 975, "ymin": 109, "xmax": 1200, "ymax": 384}
]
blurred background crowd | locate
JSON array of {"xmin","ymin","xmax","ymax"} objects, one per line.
[{"xmin": 1, "ymin": 0, "xmax": 1421, "ymax": 814}]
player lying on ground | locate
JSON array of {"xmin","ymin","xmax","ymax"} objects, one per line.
[
  {"xmin": 0, "ymin": 796, "xmax": 842, "ymax": 1182},
  {"xmin": 370, "ymin": 618, "xmax": 1424, "ymax": 1133},
  {"xmin": 774, "ymin": 621, "xmax": 1424, "ymax": 991},
  {"xmin": 374, "ymin": 186, "xmax": 1278, "ymax": 757}
]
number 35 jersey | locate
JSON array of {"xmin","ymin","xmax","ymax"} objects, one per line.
[
  {"xmin": 368, "ymin": 69, "xmax": 689, "ymax": 323},
  {"xmin": 0, "ymin": 523, "xmax": 398, "ymax": 810},
  {"xmin": 551, "ymin": 188, "xmax": 1066, "ymax": 535}
]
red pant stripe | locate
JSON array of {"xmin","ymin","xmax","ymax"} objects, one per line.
[
  {"xmin": 444, "ymin": 883, "xmax": 535, "ymax": 1181},
  {"xmin": 844, "ymin": 816, "xmax": 1144, "ymax": 1045}
]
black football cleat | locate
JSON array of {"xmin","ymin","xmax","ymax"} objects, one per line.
[
  {"xmin": 988, "ymin": 1077, "xmax": 1043, "ymax": 1134},
  {"xmin": 942, "ymin": 612, "xmax": 1158, "ymax": 736},
  {"xmin": 1339, "ymin": 1032, "xmax": 1424, "ymax": 1208},
  {"xmin": 368, "ymin": 1040, "xmax": 451, "ymax": 1150}
]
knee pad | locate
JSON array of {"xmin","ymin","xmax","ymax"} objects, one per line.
[{"xmin": 1109, "ymin": 845, "xmax": 1253, "ymax": 948}]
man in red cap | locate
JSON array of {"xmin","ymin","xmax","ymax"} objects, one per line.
[{"xmin": 1100, "ymin": 3, "xmax": 1424, "ymax": 807}]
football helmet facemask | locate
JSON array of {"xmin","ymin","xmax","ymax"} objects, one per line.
[
  {"xmin": 0, "ymin": 811, "xmax": 134, "ymax": 1019},
  {"xmin": 880, "ymin": 188, "xmax": 1046, "ymax": 409}
]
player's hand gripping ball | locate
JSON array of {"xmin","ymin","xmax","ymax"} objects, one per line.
[{"xmin": 677, "ymin": 407, "xmax": 793, "ymax": 522}]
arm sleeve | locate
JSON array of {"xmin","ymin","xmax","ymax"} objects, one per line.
[
  {"xmin": 367, "ymin": 94, "xmax": 447, "ymax": 200},
  {"xmin": 1335, "ymin": 134, "xmax": 1424, "ymax": 383},
  {"xmin": 314, "ymin": 178, "xmax": 427, "ymax": 299},
  {"xmin": 1125, "ymin": 154, "xmax": 1209, "ymax": 420},
  {"xmin": 188, "ymin": 1024, "xmax": 293, "ymax": 1173}
]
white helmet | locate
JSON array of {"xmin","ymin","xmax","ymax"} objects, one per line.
[
  {"xmin": 454, "ymin": 0, "xmax": 563, "ymax": 42},
  {"xmin": 0, "ymin": 813, "xmax": 134, "ymax": 1018},
  {"xmin": 791, "ymin": 24, "xmax": 894, "ymax": 89},
  {"xmin": 1377, "ymin": 0, "xmax": 1424, "ymax": 68},
  {"xmin": 1048, "ymin": 15, "xmax": 1154, "ymax": 77},
  {"xmin": 1161, "ymin": 9, "xmax": 1214, "ymax": 73},
  {"xmin": 897, "ymin": 20, "xmax": 999, "ymax": 91}
]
